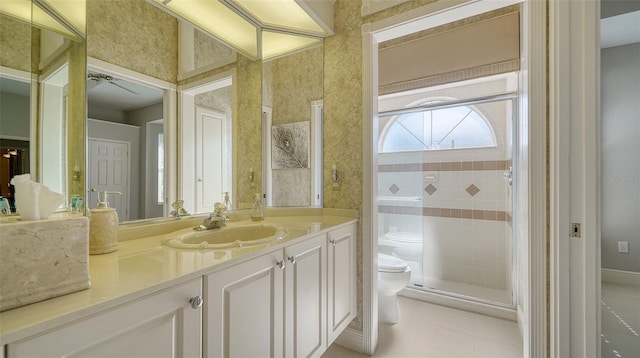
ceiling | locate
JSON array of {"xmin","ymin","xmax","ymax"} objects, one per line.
[
  {"xmin": 87, "ymin": 71, "xmax": 163, "ymax": 112},
  {"xmin": 601, "ymin": 10, "xmax": 640, "ymax": 48},
  {"xmin": 0, "ymin": 77, "xmax": 30, "ymax": 96}
]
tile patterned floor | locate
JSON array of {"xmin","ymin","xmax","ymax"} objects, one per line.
[{"xmin": 322, "ymin": 296, "xmax": 522, "ymax": 358}]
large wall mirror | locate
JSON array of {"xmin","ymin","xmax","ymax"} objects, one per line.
[
  {"xmin": 0, "ymin": 1, "xmax": 86, "ymax": 214},
  {"xmin": 80, "ymin": 0, "xmax": 325, "ymax": 224}
]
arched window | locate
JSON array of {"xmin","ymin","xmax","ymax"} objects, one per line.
[{"xmin": 380, "ymin": 101, "xmax": 497, "ymax": 153}]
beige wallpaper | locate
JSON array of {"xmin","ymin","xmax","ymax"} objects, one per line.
[
  {"xmin": 87, "ymin": 0, "xmax": 178, "ymax": 83},
  {"xmin": 67, "ymin": 41, "xmax": 87, "ymax": 202},
  {"xmin": 323, "ymin": 0, "xmax": 366, "ymax": 330},
  {"xmin": 267, "ymin": 45, "xmax": 323, "ymax": 125},
  {"xmin": 234, "ymin": 56, "xmax": 263, "ymax": 206},
  {"xmin": 0, "ymin": 16, "xmax": 32, "ymax": 72},
  {"xmin": 264, "ymin": 45, "xmax": 323, "ymax": 207},
  {"xmin": 194, "ymin": 29, "xmax": 235, "ymax": 70}
]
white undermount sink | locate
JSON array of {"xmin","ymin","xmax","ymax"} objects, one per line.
[{"xmin": 162, "ymin": 223, "xmax": 287, "ymax": 249}]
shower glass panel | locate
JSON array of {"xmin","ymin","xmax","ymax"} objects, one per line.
[{"xmin": 377, "ymin": 92, "xmax": 516, "ymax": 307}]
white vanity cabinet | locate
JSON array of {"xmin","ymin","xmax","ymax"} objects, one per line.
[
  {"xmin": 2, "ymin": 220, "xmax": 357, "ymax": 358},
  {"xmin": 205, "ymin": 233, "xmax": 328, "ymax": 358},
  {"xmin": 6, "ymin": 278, "xmax": 203, "ymax": 357},
  {"xmin": 327, "ymin": 224, "xmax": 357, "ymax": 343},
  {"xmin": 205, "ymin": 223, "xmax": 356, "ymax": 358},
  {"xmin": 205, "ymin": 248, "xmax": 285, "ymax": 357},
  {"xmin": 285, "ymin": 234, "xmax": 327, "ymax": 358}
]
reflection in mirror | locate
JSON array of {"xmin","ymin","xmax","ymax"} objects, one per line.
[
  {"xmin": 0, "ymin": 12, "xmax": 34, "ymax": 213},
  {"xmin": 40, "ymin": 61, "xmax": 69, "ymax": 199},
  {"xmin": 86, "ymin": 67, "xmax": 166, "ymax": 221},
  {"xmin": 262, "ymin": 34, "xmax": 323, "ymax": 207},
  {"xmin": 178, "ymin": 24, "xmax": 262, "ymax": 214},
  {"xmin": 1, "ymin": 4, "xmax": 85, "ymax": 214},
  {"xmin": 0, "ymin": 75, "xmax": 31, "ymax": 211},
  {"xmin": 179, "ymin": 74, "xmax": 234, "ymax": 215},
  {"xmin": 85, "ymin": 0, "xmax": 324, "ymax": 224}
]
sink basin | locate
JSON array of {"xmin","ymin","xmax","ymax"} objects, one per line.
[{"xmin": 162, "ymin": 223, "xmax": 287, "ymax": 249}]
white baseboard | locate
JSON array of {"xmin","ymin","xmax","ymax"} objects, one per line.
[
  {"xmin": 399, "ymin": 288, "xmax": 517, "ymax": 321},
  {"xmin": 602, "ymin": 268, "xmax": 640, "ymax": 286},
  {"xmin": 333, "ymin": 327, "xmax": 365, "ymax": 353}
]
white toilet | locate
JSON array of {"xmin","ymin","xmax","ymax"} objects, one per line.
[
  {"xmin": 378, "ymin": 230, "xmax": 422, "ymax": 284},
  {"xmin": 378, "ymin": 253, "xmax": 411, "ymax": 324}
]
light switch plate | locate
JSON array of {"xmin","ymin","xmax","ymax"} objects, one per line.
[{"xmin": 618, "ymin": 241, "xmax": 629, "ymax": 253}]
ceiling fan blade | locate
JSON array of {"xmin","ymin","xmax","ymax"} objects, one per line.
[
  {"xmin": 110, "ymin": 81, "xmax": 139, "ymax": 95},
  {"xmin": 87, "ymin": 80, "xmax": 100, "ymax": 90}
]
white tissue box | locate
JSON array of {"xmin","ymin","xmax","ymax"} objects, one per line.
[{"xmin": 0, "ymin": 216, "xmax": 91, "ymax": 312}]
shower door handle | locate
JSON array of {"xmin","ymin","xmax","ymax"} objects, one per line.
[{"xmin": 503, "ymin": 166, "xmax": 513, "ymax": 186}]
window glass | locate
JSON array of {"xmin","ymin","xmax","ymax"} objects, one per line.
[{"xmin": 381, "ymin": 104, "xmax": 496, "ymax": 153}]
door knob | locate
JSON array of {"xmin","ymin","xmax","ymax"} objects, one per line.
[
  {"xmin": 288, "ymin": 256, "xmax": 296, "ymax": 264},
  {"xmin": 276, "ymin": 260, "xmax": 286, "ymax": 269},
  {"xmin": 189, "ymin": 295, "xmax": 203, "ymax": 309}
]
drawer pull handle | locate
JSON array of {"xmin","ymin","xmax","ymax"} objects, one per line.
[
  {"xmin": 277, "ymin": 260, "xmax": 286, "ymax": 269},
  {"xmin": 189, "ymin": 295, "xmax": 203, "ymax": 309},
  {"xmin": 288, "ymin": 256, "xmax": 296, "ymax": 264}
]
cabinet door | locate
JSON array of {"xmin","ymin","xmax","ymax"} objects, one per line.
[
  {"xmin": 285, "ymin": 234, "xmax": 327, "ymax": 358},
  {"xmin": 327, "ymin": 224, "xmax": 356, "ymax": 344},
  {"xmin": 8, "ymin": 278, "xmax": 202, "ymax": 357},
  {"xmin": 205, "ymin": 250, "xmax": 284, "ymax": 358}
]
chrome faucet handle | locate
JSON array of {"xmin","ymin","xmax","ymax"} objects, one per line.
[
  {"xmin": 170, "ymin": 200, "xmax": 190, "ymax": 217},
  {"xmin": 212, "ymin": 202, "xmax": 227, "ymax": 216}
]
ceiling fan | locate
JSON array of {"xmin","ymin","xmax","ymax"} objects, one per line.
[{"xmin": 87, "ymin": 73, "xmax": 139, "ymax": 95}]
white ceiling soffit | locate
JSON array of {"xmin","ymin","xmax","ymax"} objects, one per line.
[{"xmin": 601, "ymin": 10, "xmax": 640, "ymax": 48}]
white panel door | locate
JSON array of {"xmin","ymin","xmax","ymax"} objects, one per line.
[
  {"xmin": 195, "ymin": 107, "xmax": 225, "ymax": 214},
  {"xmin": 285, "ymin": 235, "xmax": 327, "ymax": 358},
  {"xmin": 8, "ymin": 278, "xmax": 202, "ymax": 357},
  {"xmin": 88, "ymin": 139, "xmax": 129, "ymax": 221},
  {"xmin": 327, "ymin": 224, "xmax": 357, "ymax": 344},
  {"xmin": 205, "ymin": 250, "xmax": 284, "ymax": 358},
  {"xmin": 145, "ymin": 121, "xmax": 164, "ymax": 218}
]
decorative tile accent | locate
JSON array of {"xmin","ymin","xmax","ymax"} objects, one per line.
[
  {"xmin": 378, "ymin": 160, "xmax": 511, "ymax": 172},
  {"xmin": 466, "ymin": 184, "xmax": 480, "ymax": 197},
  {"xmin": 389, "ymin": 184, "xmax": 400, "ymax": 194},
  {"xmin": 378, "ymin": 205, "xmax": 510, "ymax": 222},
  {"xmin": 424, "ymin": 184, "xmax": 437, "ymax": 195}
]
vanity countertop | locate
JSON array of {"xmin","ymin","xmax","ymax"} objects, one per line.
[{"xmin": 0, "ymin": 209, "xmax": 357, "ymax": 344}]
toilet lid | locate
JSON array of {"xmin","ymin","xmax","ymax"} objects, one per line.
[
  {"xmin": 384, "ymin": 231, "xmax": 421, "ymax": 243},
  {"xmin": 378, "ymin": 253, "xmax": 408, "ymax": 273}
]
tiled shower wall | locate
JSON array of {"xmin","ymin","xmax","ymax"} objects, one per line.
[{"xmin": 378, "ymin": 153, "xmax": 513, "ymax": 291}]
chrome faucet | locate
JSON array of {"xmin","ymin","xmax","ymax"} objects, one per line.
[
  {"xmin": 194, "ymin": 203, "xmax": 229, "ymax": 231},
  {"xmin": 170, "ymin": 200, "xmax": 190, "ymax": 217}
]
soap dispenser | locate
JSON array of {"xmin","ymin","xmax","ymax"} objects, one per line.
[
  {"xmin": 223, "ymin": 191, "xmax": 232, "ymax": 210},
  {"xmin": 89, "ymin": 189, "xmax": 122, "ymax": 255},
  {"xmin": 250, "ymin": 194, "xmax": 264, "ymax": 222}
]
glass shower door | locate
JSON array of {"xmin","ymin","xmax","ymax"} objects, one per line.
[{"xmin": 377, "ymin": 94, "xmax": 516, "ymax": 308}]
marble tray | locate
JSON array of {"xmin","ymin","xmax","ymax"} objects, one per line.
[{"xmin": 0, "ymin": 216, "xmax": 91, "ymax": 312}]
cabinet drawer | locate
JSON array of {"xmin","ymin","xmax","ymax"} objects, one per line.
[{"xmin": 8, "ymin": 278, "xmax": 202, "ymax": 357}]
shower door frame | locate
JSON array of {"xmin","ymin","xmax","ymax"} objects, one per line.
[{"xmin": 361, "ymin": 0, "xmax": 548, "ymax": 356}]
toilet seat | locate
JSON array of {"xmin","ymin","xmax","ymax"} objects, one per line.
[
  {"xmin": 384, "ymin": 231, "xmax": 421, "ymax": 244},
  {"xmin": 378, "ymin": 253, "xmax": 409, "ymax": 273}
]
